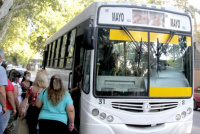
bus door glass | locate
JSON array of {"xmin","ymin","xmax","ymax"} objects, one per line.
[
  {"xmin": 82, "ymin": 50, "xmax": 91, "ymax": 94},
  {"xmin": 66, "ymin": 29, "xmax": 76, "ymax": 69},
  {"xmin": 149, "ymin": 33, "xmax": 192, "ymax": 97},
  {"xmin": 47, "ymin": 43, "xmax": 52, "ymax": 67},
  {"xmin": 50, "ymin": 41, "xmax": 56, "ymax": 67},
  {"xmin": 59, "ymin": 34, "xmax": 68, "ymax": 68}
]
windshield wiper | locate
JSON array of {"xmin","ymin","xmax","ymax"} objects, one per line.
[
  {"xmin": 121, "ymin": 26, "xmax": 140, "ymax": 53},
  {"xmin": 165, "ymin": 31, "xmax": 175, "ymax": 45},
  {"xmin": 121, "ymin": 26, "xmax": 144, "ymax": 76},
  {"xmin": 155, "ymin": 31, "xmax": 175, "ymax": 73},
  {"xmin": 138, "ymin": 38, "xmax": 143, "ymax": 69},
  {"xmin": 156, "ymin": 38, "xmax": 160, "ymax": 72}
]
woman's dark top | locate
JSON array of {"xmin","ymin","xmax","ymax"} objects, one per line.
[{"xmin": 21, "ymin": 81, "xmax": 33, "ymax": 99}]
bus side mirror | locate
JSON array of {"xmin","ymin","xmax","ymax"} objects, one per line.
[{"xmin": 83, "ymin": 27, "xmax": 94, "ymax": 50}]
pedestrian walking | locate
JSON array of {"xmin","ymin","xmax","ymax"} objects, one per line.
[
  {"xmin": 0, "ymin": 48, "xmax": 8, "ymax": 134},
  {"xmin": 25, "ymin": 72, "xmax": 48, "ymax": 134},
  {"xmin": 21, "ymin": 71, "xmax": 33, "ymax": 100},
  {"xmin": 1, "ymin": 63, "xmax": 16, "ymax": 132},
  {"xmin": 35, "ymin": 75, "xmax": 75, "ymax": 134},
  {"xmin": 37, "ymin": 69, "xmax": 48, "ymax": 76},
  {"xmin": 69, "ymin": 65, "xmax": 82, "ymax": 130},
  {"xmin": 9, "ymin": 70, "xmax": 22, "ymax": 113}
]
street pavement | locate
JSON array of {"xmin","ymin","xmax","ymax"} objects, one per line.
[{"xmin": 192, "ymin": 108, "xmax": 200, "ymax": 134}]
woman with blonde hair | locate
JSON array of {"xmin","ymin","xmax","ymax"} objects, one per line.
[
  {"xmin": 25, "ymin": 73, "xmax": 48, "ymax": 134},
  {"xmin": 37, "ymin": 69, "xmax": 48, "ymax": 76},
  {"xmin": 35, "ymin": 75, "xmax": 75, "ymax": 134}
]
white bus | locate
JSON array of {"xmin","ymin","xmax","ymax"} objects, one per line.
[{"xmin": 43, "ymin": 2, "xmax": 193, "ymax": 134}]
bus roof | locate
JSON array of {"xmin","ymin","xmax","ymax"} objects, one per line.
[{"xmin": 45, "ymin": 2, "xmax": 190, "ymax": 46}]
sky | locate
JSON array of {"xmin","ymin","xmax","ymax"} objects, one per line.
[{"xmin": 188, "ymin": 0, "xmax": 198, "ymax": 8}]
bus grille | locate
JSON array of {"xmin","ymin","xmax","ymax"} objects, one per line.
[{"xmin": 111, "ymin": 102, "xmax": 178, "ymax": 112}]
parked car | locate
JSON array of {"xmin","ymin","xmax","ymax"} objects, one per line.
[
  {"xmin": 13, "ymin": 66, "xmax": 26, "ymax": 71},
  {"xmin": 194, "ymin": 86, "xmax": 200, "ymax": 110}
]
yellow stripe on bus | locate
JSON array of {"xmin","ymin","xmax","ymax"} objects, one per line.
[
  {"xmin": 109, "ymin": 30, "xmax": 191, "ymax": 46},
  {"xmin": 149, "ymin": 87, "xmax": 192, "ymax": 97},
  {"xmin": 109, "ymin": 29, "xmax": 148, "ymax": 42},
  {"xmin": 150, "ymin": 33, "xmax": 179, "ymax": 44},
  {"xmin": 187, "ymin": 36, "xmax": 191, "ymax": 46}
]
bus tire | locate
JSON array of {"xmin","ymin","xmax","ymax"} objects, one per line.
[{"xmin": 194, "ymin": 100, "xmax": 198, "ymax": 110}]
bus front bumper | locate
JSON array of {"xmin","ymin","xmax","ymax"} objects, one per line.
[{"xmin": 80, "ymin": 120, "xmax": 192, "ymax": 134}]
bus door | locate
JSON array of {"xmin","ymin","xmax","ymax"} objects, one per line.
[{"xmin": 70, "ymin": 34, "xmax": 85, "ymax": 132}]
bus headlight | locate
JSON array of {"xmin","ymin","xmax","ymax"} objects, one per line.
[
  {"xmin": 181, "ymin": 111, "xmax": 187, "ymax": 118},
  {"xmin": 187, "ymin": 108, "xmax": 192, "ymax": 114},
  {"xmin": 107, "ymin": 115, "xmax": 114, "ymax": 122},
  {"xmin": 99, "ymin": 112, "xmax": 106, "ymax": 120},
  {"xmin": 175, "ymin": 114, "xmax": 181, "ymax": 120},
  {"xmin": 92, "ymin": 109, "xmax": 99, "ymax": 116}
]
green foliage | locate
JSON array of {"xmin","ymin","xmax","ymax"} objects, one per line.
[
  {"xmin": 167, "ymin": 59, "xmax": 174, "ymax": 67},
  {"xmin": 1, "ymin": 0, "xmax": 95, "ymax": 65}
]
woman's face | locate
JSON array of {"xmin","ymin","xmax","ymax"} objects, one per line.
[
  {"xmin": 17, "ymin": 77, "xmax": 20, "ymax": 83},
  {"xmin": 51, "ymin": 77, "xmax": 61, "ymax": 90},
  {"xmin": 25, "ymin": 73, "xmax": 31, "ymax": 81}
]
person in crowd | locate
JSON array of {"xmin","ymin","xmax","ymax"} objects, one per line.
[
  {"xmin": 21, "ymin": 71, "xmax": 33, "ymax": 100},
  {"xmin": 70, "ymin": 65, "xmax": 82, "ymax": 94},
  {"xmin": 1, "ymin": 63, "xmax": 16, "ymax": 132},
  {"xmin": 5, "ymin": 70, "xmax": 22, "ymax": 133},
  {"xmin": 35, "ymin": 75, "xmax": 75, "ymax": 134},
  {"xmin": 37, "ymin": 69, "xmax": 48, "ymax": 76},
  {"xmin": 0, "ymin": 48, "xmax": 8, "ymax": 134},
  {"xmin": 8, "ymin": 69, "xmax": 16, "ymax": 79},
  {"xmin": 69, "ymin": 65, "xmax": 82, "ymax": 130},
  {"xmin": 25, "ymin": 73, "xmax": 48, "ymax": 134},
  {"xmin": 0, "ymin": 49, "xmax": 7, "ymax": 66},
  {"xmin": 9, "ymin": 70, "xmax": 22, "ymax": 113},
  {"xmin": 1, "ymin": 62, "xmax": 9, "ymax": 76}
]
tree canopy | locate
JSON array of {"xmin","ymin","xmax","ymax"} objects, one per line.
[{"xmin": 0, "ymin": 0, "xmax": 94, "ymax": 66}]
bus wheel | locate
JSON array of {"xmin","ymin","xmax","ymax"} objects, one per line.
[{"xmin": 194, "ymin": 100, "xmax": 198, "ymax": 110}]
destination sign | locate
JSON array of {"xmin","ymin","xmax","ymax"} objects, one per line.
[{"xmin": 98, "ymin": 7, "xmax": 191, "ymax": 32}]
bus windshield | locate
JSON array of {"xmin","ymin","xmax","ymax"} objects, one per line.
[{"xmin": 95, "ymin": 28, "xmax": 192, "ymax": 97}]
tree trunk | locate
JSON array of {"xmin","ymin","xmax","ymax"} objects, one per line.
[
  {"xmin": 0, "ymin": 0, "xmax": 13, "ymax": 21},
  {"xmin": 0, "ymin": 10, "xmax": 12, "ymax": 42},
  {"xmin": 0, "ymin": 0, "xmax": 29, "ymax": 42}
]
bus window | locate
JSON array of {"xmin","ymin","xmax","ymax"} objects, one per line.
[
  {"xmin": 82, "ymin": 50, "xmax": 91, "ymax": 94},
  {"xmin": 66, "ymin": 29, "xmax": 76, "ymax": 69},
  {"xmin": 47, "ymin": 43, "xmax": 52, "ymax": 67},
  {"xmin": 96, "ymin": 28, "xmax": 148, "ymax": 96},
  {"xmin": 59, "ymin": 34, "xmax": 68, "ymax": 68},
  {"xmin": 149, "ymin": 33, "xmax": 192, "ymax": 97},
  {"xmin": 50, "ymin": 41, "xmax": 56, "ymax": 67},
  {"xmin": 54, "ymin": 38, "xmax": 61, "ymax": 68}
]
